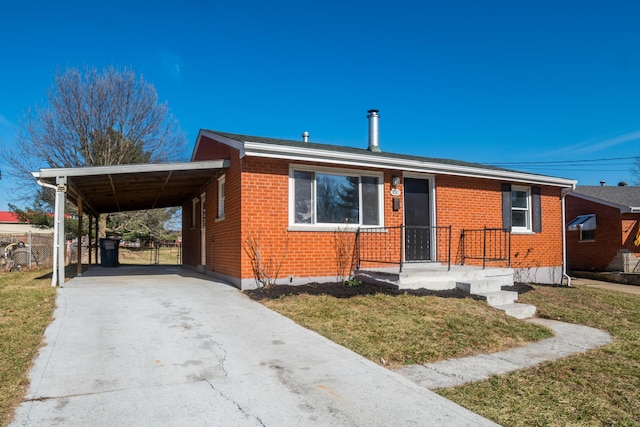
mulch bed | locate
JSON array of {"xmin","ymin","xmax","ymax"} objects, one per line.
[
  {"xmin": 244, "ymin": 281, "xmax": 537, "ymax": 301},
  {"xmin": 244, "ymin": 281, "xmax": 479, "ymax": 301}
]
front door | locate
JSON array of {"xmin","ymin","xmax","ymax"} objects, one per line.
[{"xmin": 404, "ymin": 178, "xmax": 431, "ymax": 261}]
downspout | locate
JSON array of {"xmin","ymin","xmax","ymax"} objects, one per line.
[
  {"xmin": 561, "ymin": 185, "xmax": 575, "ymax": 287},
  {"xmin": 35, "ymin": 178, "xmax": 60, "ymax": 287}
]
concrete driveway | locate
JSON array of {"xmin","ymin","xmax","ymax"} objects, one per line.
[{"xmin": 11, "ymin": 266, "xmax": 497, "ymax": 426}]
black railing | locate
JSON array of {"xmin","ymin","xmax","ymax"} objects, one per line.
[
  {"xmin": 460, "ymin": 227, "xmax": 511, "ymax": 268},
  {"xmin": 356, "ymin": 225, "xmax": 452, "ymax": 272}
]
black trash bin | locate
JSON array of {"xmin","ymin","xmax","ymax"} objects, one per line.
[{"xmin": 100, "ymin": 238, "xmax": 120, "ymax": 267}]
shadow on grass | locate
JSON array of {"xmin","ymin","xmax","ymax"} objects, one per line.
[{"xmin": 36, "ymin": 264, "xmax": 91, "ymax": 281}]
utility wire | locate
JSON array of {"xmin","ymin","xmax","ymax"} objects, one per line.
[{"xmin": 487, "ymin": 156, "xmax": 638, "ymax": 166}]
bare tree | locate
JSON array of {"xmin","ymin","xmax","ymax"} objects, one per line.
[
  {"xmin": 1, "ymin": 66, "xmax": 187, "ymax": 239},
  {"xmin": 3, "ymin": 66, "xmax": 185, "ymax": 188}
]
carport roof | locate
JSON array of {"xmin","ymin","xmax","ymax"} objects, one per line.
[{"xmin": 33, "ymin": 161, "xmax": 229, "ymax": 215}]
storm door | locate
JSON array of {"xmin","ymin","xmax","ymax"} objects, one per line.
[{"xmin": 404, "ymin": 178, "xmax": 431, "ymax": 261}]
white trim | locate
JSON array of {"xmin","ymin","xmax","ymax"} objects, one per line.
[
  {"xmin": 243, "ymin": 141, "xmax": 576, "ymax": 188},
  {"xmin": 402, "ymin": 173, "xmax": 437, "ymax": 261},
  {"xmin": 34, "ymin": 160, "xmax": 230, "ymax": 179},
  {"xmin": 403, "ymin": 172, "xmax": 437, "ymax": 229},
  {"xmin": 288, "ymin": 164, "xmax": 385, "ymax": 228}
]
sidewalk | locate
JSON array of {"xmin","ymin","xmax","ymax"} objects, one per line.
[{"xmin": 393, "ymin": 318, "xmax": 612, "ymax": 389}]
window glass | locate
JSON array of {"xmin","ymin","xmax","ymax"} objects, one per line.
[
  {"xmin": 581, "ymin": 229, "xmax": 595, "ymax": 241},
  {"xmin": 292, "ymin": 169, "xmax": 382, "ymax": 226},
  {"xmin": 316, "ymin": 174, "xmax": 359, "ymax": 224},
  {"xmin": 511, "ymin": 187, "xmax": 530, "ymax": 230},
  {"xmin": 512, "ymin": 190, "xmax": 528, "ymax": 208},
  {"xmin": 361, "ymin": 176, "xmax": 379, "ymax": 225},
  {"xmin": 217, "ymin": 177, "xmax": 225, "ymax": 218},
  {"xmin": 294, "ymin": 171, "xmax": 313, "ymax": 223}
]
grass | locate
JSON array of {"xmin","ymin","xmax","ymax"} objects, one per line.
[
  {"xmin": 262, "ymin": 284, "xmax": 640, "ymax": 426},
  {"xmin": 0, "ymin": 268, "xmax": 56, "ymax": 427},
  {"xmin": 263, "ymin": 292, "xmax": 552, "ymax": 367}
]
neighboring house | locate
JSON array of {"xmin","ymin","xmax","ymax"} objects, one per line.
[
  {"xmin": 0, "ymin": 211, "xmax": 53, "ymax": 234},
  {"xmin": 182, "ymin": 110, "xmax": 576, "ymax": 289},
  {"xmin": 565, "ymin": 183, "xmax": 640, "ymax": 272}
]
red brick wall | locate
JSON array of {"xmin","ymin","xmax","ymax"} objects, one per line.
[
  {"xmin": 238, "ymin": 159, "xmax": 405, "ymax": 280},
  {"xmin": 185, "ymin": 136, "xmax": 566, "ymax": 284},
  {"xmin": 436, "ymin": 176, "xmax": 563, "ymax": 269},
  {"xmin": 565, "ymin": 195, "xmax": 640, "ymax": 271}
]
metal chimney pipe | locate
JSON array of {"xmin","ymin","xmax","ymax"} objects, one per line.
[
  {"xmin": 600, "ymin": 181, "xmax": 606, "ymax": 186},
  {"xmin": 302, "ymin": 131, "xmax": 309, "ymax": 143},
  {"xmin": 367, "ymin": 109, "xmax": 381, "ymax": 152}
]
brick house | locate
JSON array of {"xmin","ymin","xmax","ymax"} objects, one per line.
[
  {"xmin": 182, "ymin": 111, "xmax": 576, "ymax": 289},
  {"xmin": 566, "ymin": 184, "xmax": 640, "ymax": 272}
]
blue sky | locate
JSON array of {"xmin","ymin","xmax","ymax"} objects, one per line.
[{"xmin": 1, "ymin": 0, "xmax": 639, "ymax": 211}]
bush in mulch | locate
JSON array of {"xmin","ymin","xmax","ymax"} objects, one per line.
[{"xmin": 244, "ymin": 281, "xmax": 479, "ymax": 301}]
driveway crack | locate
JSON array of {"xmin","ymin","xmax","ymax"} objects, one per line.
[{"xmin": 201, "ymin": 378, "xmax": 265, "ymax": 426}]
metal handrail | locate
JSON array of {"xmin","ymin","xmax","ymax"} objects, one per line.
[
  {"xmin": 356, "ymin": 225, "xmax": 452, "ymax": 272},
  {"xmin": 460, "ymin": 227, "xmax": 511, "ymax": 268}
]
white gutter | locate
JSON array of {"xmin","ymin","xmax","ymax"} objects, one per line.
[
  {"xmin": 561, "ymin": 185, "xmax": 576, "ymax": 287},
  {"xmin": 35, "ymin": 178, "xmax": 61, "ymax": 287}
]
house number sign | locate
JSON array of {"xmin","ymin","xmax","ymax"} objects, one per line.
[{"xmin": 390, "ymin": 188, "xmax": 401, "ymax": 196}]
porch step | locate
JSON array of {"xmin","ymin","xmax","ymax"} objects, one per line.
[
  {"xmin": 457, "ymin": 280, "xmax": 536, "ymax": 319},
  {"xmin": 356, "ymin": 265, "xmax": 536, "ymax": 319},
  {"xmin": 473, "ymin": 290, "xmax": 519, "ymax": 306},
  {"xmin": 456, "ymin": 280, "xmax": 502, "ymax": 294},
  {"xmin": 493, "ymin": 303, "xmax": 537, "ymax": 319}
]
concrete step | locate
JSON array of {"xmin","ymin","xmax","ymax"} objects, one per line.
[
  {"xmin": 474, "ymin": 290, "xmax": 518, "ymax": 307},
  {"xmin": 493, "ymin": 303, "xmax": 537, "ymax": 319},
  {"xmin": 398, "ymin": 280, "xmax": 456, "ymax": 291},
  {"xmin": 456, "ymin": 280, "xmax": 502, "ymax": 294}
]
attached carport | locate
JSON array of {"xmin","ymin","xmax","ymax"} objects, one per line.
[{"xmin": 32, "ymin": 160, "xmax": 229, "ymax": 286}]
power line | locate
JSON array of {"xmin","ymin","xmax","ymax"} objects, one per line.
[{"xmin": 486, "ymin": 156, "xmax": 639, "ymax": 166}]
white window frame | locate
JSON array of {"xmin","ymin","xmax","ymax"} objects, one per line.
[
  {"xmin": 217, "ymin": 175, "xmax": 225, "ymax": 221},
  {"xmin": 288, "ymin": 165, "xmax": 384, "ymax": 231},
  {"xmin": 511, "ymin": 185, "xmax": 532, "ymax": 233}
]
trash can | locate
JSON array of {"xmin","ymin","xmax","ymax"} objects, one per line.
[{"xmin": 100, "ymin": 238, "xmax": 120, "ymax": 267}]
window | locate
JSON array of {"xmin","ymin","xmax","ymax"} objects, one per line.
[
  {"xmin": 217, "ymin": 175, "xmax": 225, "ymax": 219},
  {"xmin": 511, "ymin": 186, "xmax": 531, "ymax": 231},
  {"xmin": 502, "ymin": 184, "xmax": 541, "ymax": 233},
  {"xmin": 291, "ymin": 167, "xmax": 382, "ymax": 227},
  {"xmin": 567, "ymin": 214, "xmax": 596, "ymax": 241}
]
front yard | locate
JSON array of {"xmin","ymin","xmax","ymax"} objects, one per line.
[
  {"xmin": 249, "ymin": 282, "xmax": 640, "ymax": 426},
  {"xmin": 2, "ymin": 269, "xmax": 638, "ymax": 426}
]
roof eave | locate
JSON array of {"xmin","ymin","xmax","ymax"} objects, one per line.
[
  {"xmin": 243, "ymin": 142, "xmax": 577, "ymax": 188},
  {"xmin": 568, "ymin": 192, "xmax": 637, "ymax": 213},
  {"xmin": 34, "ymin": 160, "xmax": 230, "ymax": 179}
]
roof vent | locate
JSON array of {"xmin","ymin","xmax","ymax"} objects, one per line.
[
  {"xmin": 600, "ymin": 180, "xmax": 606, "ymax": 186},
  {"xmin": 302, "ymin": 131, "xmax": 309, "ymax": 143},
  {"xmin": 367, "ymin": 109, "xmax": 381, "ymax": 152},
  {"xmin": 618, "ymin": 181, "xmax": 628, "ymax": 186}
]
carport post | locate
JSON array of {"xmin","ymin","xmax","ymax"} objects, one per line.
[
  {"xmin": 55, "ymin": 176, "xmax": 66, "ymax": 286},
  {"xmin": 77, "ymin": 198, "xmax": 83, "ymax": 277}
]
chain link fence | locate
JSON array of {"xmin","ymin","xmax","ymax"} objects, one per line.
[{"xmin": 0, "ymin": 232, "xmax": 54, "ymax": 271}]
